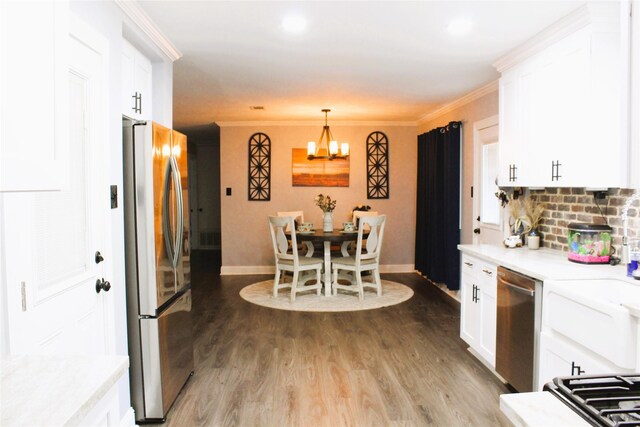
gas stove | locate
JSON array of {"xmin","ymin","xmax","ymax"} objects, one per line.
[{"xmin": 544, "ymin": 374, "xmax": 640, "ymax": 426}]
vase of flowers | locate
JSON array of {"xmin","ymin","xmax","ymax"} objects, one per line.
[{"xmin": 315, "ymin": 194, "xmax": 337, "ymax": 232}]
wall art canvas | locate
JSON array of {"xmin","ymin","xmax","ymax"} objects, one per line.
[{"xmin": 291, "ymin": 148, "xmax": 349, "ymax": 187}]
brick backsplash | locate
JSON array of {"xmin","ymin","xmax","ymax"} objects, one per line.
[{"xmin": 527, "ymin": 188, "xmax": 640, "ymax": 253}]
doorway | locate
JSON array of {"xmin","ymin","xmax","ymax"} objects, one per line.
[
  {"xmin": 472, "ymin": 115, "xmax": 506, "ymax": 245},
  {"xmin": 181, "ymin": 125, "xmax": 221, "ymax": 252}
]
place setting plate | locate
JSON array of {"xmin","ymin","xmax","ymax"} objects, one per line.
[{"xmin": 340, "ymin": 229, "xmax": 358, "ymax": 234}]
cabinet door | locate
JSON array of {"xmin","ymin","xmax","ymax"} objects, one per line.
[
  {"xmin": 121, "ymin": 40, "xmax": 136, "ymax": 118},
  {"xmin": 544, "ymin": 29, "xmax": 590, "ymax": 187},
  {"xmin": 498, "ymin": 69, "xmax": 521, "ymax": 187},
  {"xmin": 477, "ymin": 264, "xmax": 497, "ymax": 367},
  {"xmin": 460, "ymin": 273, "xmax": 480, "ymax": 348},
  {"xmin": 134, "ymin": 48, "xmax": 152, "ymax": 119},
  {"xmin": 537, "ymin": 331, "xmax": 628, "ymax": 391},
  {"xmin": 0, "ymin": 1, "xmax": 69, "ymax": 191},
  {"xmin": 121, "ymin": 40, "xmax": 152, "ymax": 120}
]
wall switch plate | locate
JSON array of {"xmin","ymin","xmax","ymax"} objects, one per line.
[
  {"xmin": 226, "ymin": 187, "xmax": 232, "ymax": 196},
  {"xmin": 110, "ymin": 185, "xmax": 118, "ymax": 208}
]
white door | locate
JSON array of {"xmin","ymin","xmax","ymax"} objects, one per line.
[
  {"xmin": 473, "ymin": 116, "xmax": 506, "ymax": 245},
  {"xmin": 3, "ymin": 20, "xmax": 114, "ymax": 355}
]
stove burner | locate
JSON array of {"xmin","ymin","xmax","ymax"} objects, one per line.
[{"xmin": 544, "ymin": 374, "xmax": 640, "ymax": 427}]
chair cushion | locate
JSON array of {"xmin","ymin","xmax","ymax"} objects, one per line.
[
  {"xmin": 332, "ymin": 256, "xmax": 377, "ymax": 267},
  {"xmin": 279, "ymin": 257, "xmax": 323, "ymax": 266}
]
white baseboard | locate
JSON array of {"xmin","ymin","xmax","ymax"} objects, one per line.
[
  {"xmin": 220, "ymin": 264, "xmax": 416, "ymax": 275},
  {"xmin": 119, "ymin": 407, "xmax": 136, "ymax": 427},
  {"xmin": 379, "ymin": 264, "xmax": 415, "ymax": 273}
]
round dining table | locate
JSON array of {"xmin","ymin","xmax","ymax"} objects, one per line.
[{"xmin": 292, "ymin": 229, "xmax": 368, "ymax": 296}]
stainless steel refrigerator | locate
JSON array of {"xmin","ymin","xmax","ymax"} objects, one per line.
[{"xmin": 122, "ymin": 118, "xmax": 194, "ymax": 423}]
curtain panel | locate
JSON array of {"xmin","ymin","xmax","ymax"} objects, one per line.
[{"xmin": 415, "ymin": 122, "xmax": 461, "ymax": 290}]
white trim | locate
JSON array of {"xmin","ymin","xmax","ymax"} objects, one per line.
[
  {"xmin": 220, "ymin": 264, "xmax": 415, "ymax": 275},
  {"xmin": 216, "ymin": 120, "xmax": 417, "ymax": 127},
  {"xmin": 417, "ymin": 80, "xmax": 498, "ymax": 125},
  {"xmin": 493, "ymin": 4, "xmax": 591, "ymax": 72},
  {"xmin": 119, "ymin": 406, "xmax": 136, "ymax": 427},
  {"xmin": 114, "ymin": 0, "xmax": 182, "ymax": 62}
]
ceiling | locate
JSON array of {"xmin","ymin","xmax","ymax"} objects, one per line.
[{"xmin": 138, "ymin": 0, "xmax": 585, "ymax": 128}]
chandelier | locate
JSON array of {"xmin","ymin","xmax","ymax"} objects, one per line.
[{"xmin": 307, "ymin": 109, "xmax": 349, "ymax": 160}]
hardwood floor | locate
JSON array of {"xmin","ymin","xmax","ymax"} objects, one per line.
[{"xmin": 156, "ymin": 250, "xmax": 511, "ymax": 426}]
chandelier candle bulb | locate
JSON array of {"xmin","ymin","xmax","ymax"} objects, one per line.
[
  {"xmin": 307, "ymin": 141, "xmax": 316, "ymax": 157},
  {"xmin": 341, "ymin": 143, "xmax": 349, "ymax": 156},
  {"xmin": 329, "ymin": 140, "xmax": 338, "ymax": 155}
]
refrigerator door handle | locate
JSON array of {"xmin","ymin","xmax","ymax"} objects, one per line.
[
  {"xmin": 162, "ymin": 160, "xmax": 176, "ymax": 268},
  {"xmin": 170, "ymin": 156, "xmax": 183, "ymax": 269}
]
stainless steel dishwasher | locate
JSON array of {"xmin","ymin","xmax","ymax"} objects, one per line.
[{"xmin": 495, "ymin": 266, "xmax": 542, "ymax": 392}]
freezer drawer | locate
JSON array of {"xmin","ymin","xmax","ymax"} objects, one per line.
[{"xmin": 139, "ymin": 289, "xmax": 194, "ymax": 421}]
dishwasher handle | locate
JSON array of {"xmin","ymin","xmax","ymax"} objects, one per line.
[{"xmin": 498, "ymin": 277, "xmax": 535, "ymax": 296}]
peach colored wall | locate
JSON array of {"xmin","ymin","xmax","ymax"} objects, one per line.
[
  {"xmin": 418, "ymin": 90, "xmax": 499, "ymax": 245},
  {"xmin": 220, "ymin": 124, "xmax": 417, "ymax": 269}
]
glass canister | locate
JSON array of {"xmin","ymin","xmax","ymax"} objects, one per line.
[{"xmin": 567, "ymin": 223, "xmax": 613, "ymax": 264}]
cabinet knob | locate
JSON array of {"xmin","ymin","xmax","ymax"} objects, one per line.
[
  {"xmin": 464, "ymin": 261, "xmax": 473, "ymax": 267},
  {"xmin": 482, "ymin": 269, "xmax": 493, "ymax": 275},
  {"xmin": 95, "ymin": 278, "xmax": 111, "ymax": 293},
  {"xmin": 95, "ymin": 251, "xmax": 104, "ymax": 264}
]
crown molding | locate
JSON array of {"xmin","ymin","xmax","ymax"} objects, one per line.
[
  {"xmin": 115, "ymin": 0, "xmax": 182, "ymax": 62},
  {"xmin": 216, "ymin": 120, "xmax": 417, "ymax": 127},
  {"xmin": 417, "ymin": 79, "xmax": 498, "ymax": 125},
  {"xmin": 493, "ymin": 4, "xmax": 590, "ymax": 73}
]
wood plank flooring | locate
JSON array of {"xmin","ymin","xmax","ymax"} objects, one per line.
[{"xmin": 154, "ymin": 251, "xmax": 511, "ymax": 426}]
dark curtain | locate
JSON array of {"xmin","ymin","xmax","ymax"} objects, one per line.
[{"xmin": 415, "ymin": 122, "xmax": 461, "ymax": 290}]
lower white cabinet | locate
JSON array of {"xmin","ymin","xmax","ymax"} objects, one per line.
[{"xmin": 460, "ymin": 254, "xmax": 497, "ymax": 367}]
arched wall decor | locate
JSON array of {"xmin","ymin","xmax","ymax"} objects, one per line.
[
  {"xmin": 248, "ymin": 132, "xmax": 271, "ymax": 201},
  {"xmin": 366, "ymin": 131, "xmax": 389, "ymax": 199}
]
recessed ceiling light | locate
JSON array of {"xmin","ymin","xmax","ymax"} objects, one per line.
[
  {"xmin": 282, "ymin": 14, "xmax": 307, "ymax": 34},
  {"xmin": 447, "ymin": 18, "xmax": 473, "ymax": 36}
]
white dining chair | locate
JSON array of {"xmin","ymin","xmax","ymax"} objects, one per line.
[
  {"xmin": 341, "ymin": 211, "xmax": 379, "ymax": 255},
  {"xmin": 332, "ymin": 215, "xmax": 386, "ymax": 301},
  {"xmin": 277, "ymin": 210, "xmax": 314, "ymax": 256},
  {"xmin": 353, "ymin": 211, "xmax": 379, "ymax": 230},
  {"xmin": 268, "ymin": 216, "xmax": 323, "ymax": 302}
]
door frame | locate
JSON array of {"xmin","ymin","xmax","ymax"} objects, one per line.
[{"xmin": 472, "ymin": 115, "xmax": 502, "ymax": 245}]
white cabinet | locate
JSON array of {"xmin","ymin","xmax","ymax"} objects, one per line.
[
  {"xmin": 631, "ymin": 0, "xmax": 640, "ymax": 187},
  {"xmin": 537, "ymin": 278, "xmax": 638, "ymax": 390},
  {"xmin": 460, "ymin": 254, "xmax": 498, "ymax": 367},
  {"xmin": 496, "ymin": 3, "xmax": 629, "ymax": 188},
  {"xmin": 0, "ymin": 1, "xmax": 69, "ymax": 191},
  {"xmin": 122, "ymin": 39, "xmax": 152, "ymax": 120}
]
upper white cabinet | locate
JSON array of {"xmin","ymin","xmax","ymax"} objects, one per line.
[
  {"xmin": 122, "ymin": 39, "xmax": 152, "ymax": 120},
  {"xmin": 0, "ymin": 1, "xmax": 69, "ymax": 192},
  {"xmin": 631, "ymin": 0, "xmax": 640, "ymax": 187},
  {"xmin": 496, "ymin": 3, "xmax": 630, "ymax": 188}
]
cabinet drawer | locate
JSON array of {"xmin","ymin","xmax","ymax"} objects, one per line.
[
  {"xmin": 537, "ymin": 331, "xmax": 630, "ymax": 390},
  {"xmin": 461, "ymin": 254, "xmax": 479, "ymax": 274}
]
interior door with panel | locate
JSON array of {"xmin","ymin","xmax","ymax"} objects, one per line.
[{"xmin": 3, "ymin": 20, "xmax": 114, "ymax": 355}]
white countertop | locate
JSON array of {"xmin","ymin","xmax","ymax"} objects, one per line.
[
  {"xmin": 500, "ymin": 392, "xmax": 589, "ymax": 427},
  {"xmin": 1, "ymin": 354, "xmax": 128, "ymax": 427},
  {"xmin": 458, "ymin": 244, "xmax": 629, "ymax": 281}
]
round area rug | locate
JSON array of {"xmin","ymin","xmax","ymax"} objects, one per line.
[{"xmin": 239, "ymin": 279, "xmax": 413, "ymax": 312}]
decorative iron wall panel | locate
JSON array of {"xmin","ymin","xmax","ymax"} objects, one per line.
[
  {"xmin": 248, "ymin": 132, "xmax": 271, "ymax": 201},
  {"xmin": 366, "ymin": 131, "xmax": 389, "ymax": 199}
]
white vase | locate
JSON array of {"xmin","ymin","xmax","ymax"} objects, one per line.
[{"xmin": 323, "ymin": 211, "xmax": 333, "ymax": 232}]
